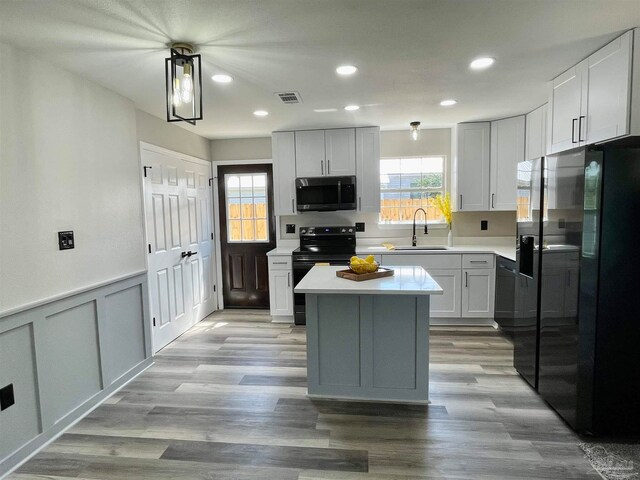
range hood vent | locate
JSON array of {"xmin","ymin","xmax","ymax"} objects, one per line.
[{"xmin": 275, "ymin": 91, "xmax": 302, "ymax": 104}]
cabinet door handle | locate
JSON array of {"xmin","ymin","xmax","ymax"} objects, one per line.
[
  {"xmin": 288, "ymin": 272, "xmax": 291, "ymax": 287},
  {"xmin": 459, "ymin": 194, "xmax": 463, "ymax": 210},
  {"xmin": 465, "ymin": 271, "xmax": 468, "ymax": 287},
  {"xmin": 358, "ymin": 196, "xmax": 361, "ymax": 211},
  {"xmin": 291, "ymin": 198, "xmax": 295, "ymax": 213},
  {"xmin": 327, "ymin": 159, "xmax": 330, "ymax": 175},
  {"xmin": 320, "ymin": 160, "xmax": 324, "ymax": 175},
  {"xmin": 491, "ymin": 193, "xmax": 495, "ymax": 208},
  {"xmin": 571, "ymin": 118, "xmax": 578, "ymax": 143},
  {"xmin": 578, "ymin": 115, "xmax": 585, "ymax": 142}
]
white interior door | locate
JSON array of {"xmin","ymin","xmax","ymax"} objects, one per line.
[{"xmin": 142, "ymin": 144, "xmax": 216, "ymax": 353}]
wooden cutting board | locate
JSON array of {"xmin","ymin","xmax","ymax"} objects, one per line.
[{"xmin": 335, "ymin": 267, "xmax": 394, "ymax": 281}]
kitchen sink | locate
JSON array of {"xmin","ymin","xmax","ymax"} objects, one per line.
[{"xmin": 393, "ymin": 246, "xmax": 449, "ymax": 251}]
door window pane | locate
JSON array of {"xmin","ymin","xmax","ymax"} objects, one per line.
[{"xmin": 225, "ymin": 173, "xmax": 270, "ymax": 242}]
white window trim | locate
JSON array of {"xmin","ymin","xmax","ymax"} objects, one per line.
[{"xmin": 377, "ymin": 154, "xmax": 449, "ymax": 227}]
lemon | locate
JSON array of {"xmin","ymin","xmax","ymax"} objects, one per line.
[{"xmin": 365, "ymin": 255, "xmax": 375, "ymax": 264}]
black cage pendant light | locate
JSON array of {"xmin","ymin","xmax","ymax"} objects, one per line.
[{"xmin": 165, "ymin": 42, "xmax": 203, "ymax": 125}]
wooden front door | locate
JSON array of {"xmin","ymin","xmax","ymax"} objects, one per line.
[{"xmin": 218, "ymin": 164, "xmax": 276, "ymax": 308}]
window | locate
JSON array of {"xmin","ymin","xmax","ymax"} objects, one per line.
[
  {"xmin": 225, "ymin": 173, "xmax": 269, "ymax": 242},
  {"xmin": 379, "ymin": 156, "xmax": 446, "ymax": 223}
]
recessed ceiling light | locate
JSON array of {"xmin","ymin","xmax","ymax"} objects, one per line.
[
  {"xmin": 314, "ymin": 108, "xmax": 338, "ymax": 113},
  {"xmin": 212, "ymin": 74, "xmax": 233, "ymax": 83},
  {"xmin": 336, "ymin": 65, "xmax": 358, "ymax": 75},
  {"xmin": 440, "ymin": 99, "xmax": 457, "ymax": 106},
  {"xmin": 253, "ymin": 110, "xmax": 269, "ymax": 117},
  {"xmin": 344, "ymin": 105, "xmax": 360, "ymax": 111},
  {"xmin": 469, "ymin": 57, "xmax": 495, "ymax": 70}
]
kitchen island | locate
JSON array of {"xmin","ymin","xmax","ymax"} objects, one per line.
[{"xmin": 295, "ymin": 265, "xmax": 442, "ymax": 404}]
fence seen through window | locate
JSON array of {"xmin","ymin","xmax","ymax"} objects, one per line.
[
  {"xmin": 379, "ymin": 156, "xmax": 446, "ymax": 223},
  {"xmin": 225, "ymin": 173, "xmax": 269, "ymax": 242}
]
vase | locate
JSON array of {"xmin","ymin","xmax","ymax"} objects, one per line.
[{"xmin": 447, "ymin": 228, "xmax": 453, "ymax": 247}]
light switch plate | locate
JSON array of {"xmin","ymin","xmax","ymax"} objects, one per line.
[
  {"xmin": 58, "ymin": 231, "xmax": 74, "ymax": 250},
  {"xmin": 0, "ymin": 384, "xmax": 14, "ymax": 411}
]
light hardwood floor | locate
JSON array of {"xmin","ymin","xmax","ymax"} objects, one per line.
[{"xmin": 10, "ymin": 310, "xmax": 600, "ymax": 479}]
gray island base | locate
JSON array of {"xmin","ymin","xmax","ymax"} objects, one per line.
[{"xmin": 295, "ymin": 265, "xmax": 443, "ymax": 404}]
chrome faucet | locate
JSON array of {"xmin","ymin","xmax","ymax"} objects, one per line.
[{"xmin": 412, "ymin": 208, "xmax": 428, "ymax": 246}]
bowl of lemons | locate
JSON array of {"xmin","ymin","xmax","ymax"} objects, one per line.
[{"xmin": 349, "ymin": 255, "xmax": 379, "ymax": 274}]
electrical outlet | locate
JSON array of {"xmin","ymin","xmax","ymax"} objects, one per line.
[
  {"xmin": 0, "ymin": 384, "xmax": 14, "ymax": 411},
  {"xmin": 481, "ymin": 220, "xmax": 488, "ymax": 231},
  {"xmin": 286, "ymin": 224, "xmax": 296, "ymax": 234},
  {"xmin": 58, "ymin": 231, "xmax": 74, "ymax": 250},
  {"xmin": 355, "ymin": 222, "xmax": 365, "ymax": 232}
]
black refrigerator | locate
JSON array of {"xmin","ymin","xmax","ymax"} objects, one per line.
[{"xmin": 514, "ymin": 141, "xmax": 640, "ymax": 435}]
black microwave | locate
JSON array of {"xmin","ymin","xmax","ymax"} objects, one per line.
[{"xmin": 295, "ymin": 176, "xmax": 357, "ymax": 212}]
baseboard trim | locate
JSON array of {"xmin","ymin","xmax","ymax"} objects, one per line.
[
  {"xmin": 0, "ymin": 357, "xmax": 153, "ymax": 479},
  {"xmin": 430, "ymin": 317, "xmax": 497, "ymax": 327}
]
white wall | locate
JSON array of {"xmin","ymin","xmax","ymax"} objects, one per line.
[
  {"xmin": 0, "ymin": 42, "xmax": 146, "ymax": 314},
  {"xmin": 136, "ymin": 110, "xmax": 211, "ymax": 161},
  {"xmin": 210, "ymin": 137, "xmax": 272, "ymax": 161}
]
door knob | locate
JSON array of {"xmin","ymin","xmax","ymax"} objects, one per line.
[
  {"xmin": 188, "ymin": 251, "xmax": 198, "ymax": 257},
  {"xmin": 181, "ymin": 251, "xmax": 189, "ymax": 258}
]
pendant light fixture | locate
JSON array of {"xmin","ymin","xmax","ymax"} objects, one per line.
[
  {"xmin": 165, "ymin": 42, "xmax": 203, "ymax": 125},
  {"xmin": 410, "ymin": 121, "xmax": 421, "ymax": 141}
]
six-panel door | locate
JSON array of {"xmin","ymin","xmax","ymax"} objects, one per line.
[{"xmin": 143, "ymin": 146, "xmax": 216, "ymax": 352}]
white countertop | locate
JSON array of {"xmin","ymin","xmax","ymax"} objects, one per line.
[
  {"xmin": 266, "ymin": 247, "xmax": 297, "ymax": 256},
  {"xmin": 356, "ymin": 245, "xmax": 516, "ymax": 262},
  {"xmin": 294, "ymin": 265, "xmax": 444, "ymax": 296},
  {"xmin": 268, "ymin": 243, "xmax": 516, "ymax": 261}
]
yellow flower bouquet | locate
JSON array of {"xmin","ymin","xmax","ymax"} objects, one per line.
[{"xmin": 432, "ymin": 193, "xmax": 452, "ymax": 228}]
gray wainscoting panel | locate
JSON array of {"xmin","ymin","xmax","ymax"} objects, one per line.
[
  {"xmin": 38, "ymin": 301, "xmax": 102, "ymax": 426},
  {"xmin": 371, "ymin": 297, "xmax": 417, "ymax": 389},
  {"xmin": 0, "ymin": 273, "xmax": 151, "ymax": 478},
  {"xmin": 0, "ymin": 324, "xmax": 41, "ymax": 461},
  {"xmin": 317, "ymin": 295, "xmax": 360, "ymax": 387},
  {"xmin": 102, "ymin": 285, "xmax": 145, "ymax": 384}
]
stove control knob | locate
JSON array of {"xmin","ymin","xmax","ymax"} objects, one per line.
[
  {"xmin": 348, "ymin": 228, "xmax": 354, "ymax": 233},
  {"xmin": 341, "ymin": 228, "xmax": 346, "ymax": 233},
  {"xmin": 300, "ymin": 229, "xmax": 307, "ymax": 234}
]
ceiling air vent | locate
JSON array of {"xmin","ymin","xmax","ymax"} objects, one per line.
[{"xmin": 275, "ymin": 91, "xmax": 302, "ymax": 104}]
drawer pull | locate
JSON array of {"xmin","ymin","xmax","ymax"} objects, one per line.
[
  {"xmin": 272, "ymin": 261, "xmax": 288, "ymax": 265},
  {"xmin": 470, "ymin": 260, "xmax": 487, "ymax": 263}
]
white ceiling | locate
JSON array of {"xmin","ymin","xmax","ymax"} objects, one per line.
[{"xmin": 1, "ymin": 0, "xmax": 640, "ymax": 139}]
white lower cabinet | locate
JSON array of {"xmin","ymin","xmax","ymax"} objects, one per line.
[
  {"xmin": 427, "ymin": 269, "xmax": 462, "ymax": 317},
  {"xmin": 268, "ymin": 256, "xmax": 293, "ymax": 317},
  {"xmin": 380, "ymin": 252, "xmax": 495, "ymax": 321},
  {"xmin": 462, "ymin": 268, "xmax": 495, "ymax": 318}
]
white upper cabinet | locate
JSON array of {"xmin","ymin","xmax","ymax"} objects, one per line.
[
  {"xmin": 271, "ymin": 131, "xmax": 297, "ymax": 216},
  {"xmin": 548, "ymin": 62, "xmax": 586, "ymax": 154},
  {"xmin": 355, "ymin": 127, "xmax": 380, "ymax": 212},
  {"xmin": 585, "ymin": 30, "xmax": 632, "ymax": 144},
  {"xmin": 295, "ymin": 130, "xmax": 325, "ymax": 177},
  {"xmin": 490, "ymin": 116, "xmax": 525, "ymax": 211},
  {"xmin": 548, "ymin": 29, "xmax": 637, "ymax": 154},
  {"xmin": 525, "ymin": 104, "xmax": 547, "ymax": 161},
  {"xmin": 325, "ymin": 128, "xmax": 356, "ymax": 176},
  {"xmin": 295, "ymin": 129, "xmax": 356, "ymax": 177},
  {"xmin": 455, "ymin": 122, "xmax": 490, "ymax": 211}
]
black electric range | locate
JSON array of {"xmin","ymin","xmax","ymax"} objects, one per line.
[{"xmin": 292, "ymin": 226, "xmax": 356, "ymax": 325}]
